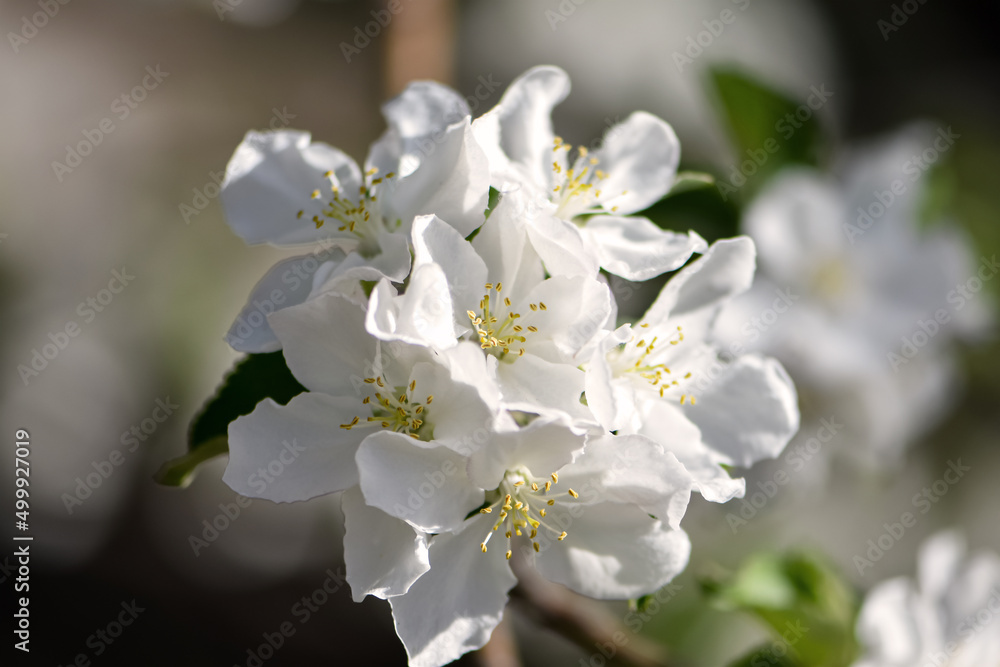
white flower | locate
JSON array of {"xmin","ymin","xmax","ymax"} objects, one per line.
[
  {"xmin": 585, "ymin": 237, "xmax": 800, "ymax": 502},
  {"xmin": 221, "ymin": 81, "xmax": 491, "ymax": 353},
  {"xmin": 853, "ymin": 531, "xmax": 1000, "ymax": 667},
  {"xmin": 366, "ymin": 191, "xmax": 613, "ymax": 424},
  {"xmin": 715, "ymin": 127, "xmax": 992, "ymax": 464},
  {"xmin": 221, "ymin": 292, "xmax": 497, "ymax": 602},
  {"xmin": 354, "ymin": 418, "xmax": 695, "ymax": 667},
  {"xmin": 472, "ymin": 65, "xmax": 707, "ymax": 281}
]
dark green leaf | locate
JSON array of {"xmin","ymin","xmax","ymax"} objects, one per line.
[
  {"xmin": 708, "ymin": 67, "xmax": 827, "ymax": 201},
  {"xmin": 155, "ymin": 352, "xmax": 306, "ymax": 487}
]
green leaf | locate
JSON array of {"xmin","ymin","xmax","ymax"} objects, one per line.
[
  {"xmin": 708, "ymin": 67, "xmax": 827, "ymax": 200},
  {"xmin": 155, "ymin": 352, "xmax": 306, "ymax": 487},
  {"xmin": 726, "ymin": 644, "xmax": 800, "ymax": 667},
  {"xmin": 700, "ymin": 551, "xmax": 860, "ymax": 667},
  {"xmin": 668, "ymin": 171, "xmax": 716, "ymax": 197},
  {"xmin": 154, "ymin": 436, "xmax": 228, "ymax": 487}
]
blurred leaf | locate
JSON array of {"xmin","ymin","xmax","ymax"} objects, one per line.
[
  {"xmin": 726, "ymin": 643, "xmax": 801, "ymax": 667},
  {"xmin": 700, "ymin": 551, "xmax": 859, "ymax": 667},
  {"xmin": 669, "ymin": 171, "xmax": 716, "ymax": 196},
  {"xmin": 154, "ymin": 436, "xmax": 228, "ymax": 488},
  {"xmin": 155, "ymin": 351, "xmax": 305, "ymax": 487},
  {"xmin": 708, "ymin": 67, "xmax": 826, "ymax": 201}
]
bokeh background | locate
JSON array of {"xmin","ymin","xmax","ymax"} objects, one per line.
[{"xmin": 1, "ymin": 0, "xmax": 998, "ymax": 665}]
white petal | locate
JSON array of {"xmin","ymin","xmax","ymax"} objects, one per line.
[
  {"xmin": 515, "ymin": 276, "xmax": 612, "ymax": 361},
  {"xmin": 584, "ymin": 326, "xmax": 641, "ymax": 433},
  {"xmin": 404, "ymin": 361, "xmax": 496, "ymax": 454},
  {"xmin": 223, "ymin": 393, "xmax": 368, "ymax": 502},
  {"xmin": 412, "ymin": 214, "xmax": 490, "ymax": 330},
  {"xmin": 341, "ymin": 487, "xmax": 430, "ymax": 602},
  {"xmin": 497, "ymin": 354, "xmax": 593, "ymax": 425},
  {"xmin": 467, "ymin": 419, "xmax": 586, "ymax": 490},
  {"xmin": 356, "ymin": 431, "xmax": 482, "ymax": 533},
  {"xmin": 471, "ymin": 192, "xmax": 546, "ymax": 305},
  {"xmin": 524, "ymin": 209, "xmax": 600, "ymax": 278},
  {"xmin": 635, "ymin": 400, "xmax": 744, "ymax": 503},
  {"xmin": 534, "ymin": 503, "xmax": 690, "ymax": 600},
  {"xmin": 582, "ymin": 216, "xmax": 706, "ymax": 281},
  {"xmin": 643, "ymin": 236, "xmax": 757, "ymax": 343},
  {"xmin": 478, "ymin": 65, "xmax": 571, "ymax": 190},
  {"xmin": 557, "ymin": 434, "xmax": 694, "ymax": 529},
  {"xmin": 595, "ymin": 112, "xmax": 681, "ymax": 215},
  {"xmin": 682, "ymin": 355, "xmax": 799, "ymax": 467},
  {"xmin": 221, "ymin": 130, "xmax": 361, "ymax": 245},
  {"xmin": 268, "ymin": 293, "xmax": 376, "ymax": 396},
  {"xmin": 437, "ymin": 341, "xmax": 503, "ymax": 415},
  {"xmin": 381, "ymin": 120, "xmax": 491, "ymax": 237},
  {"xmin": 226, "ymin": 254, "xmax": 342, "ymax": 353},
  {"xmin": 389, "ymin": 513, "xmax": 517, "ymax": 667},
  {"xmin": 365, "ymin": 266, "xmax": 457, "ymax": 349},
  {"xmin": 380, "ymin": 81, "xmax": 471, "ymax": 145}
]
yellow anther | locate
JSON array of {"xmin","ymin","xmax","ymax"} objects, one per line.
[
  {"xmin": 568, "ymin": 489, "xmax": 579, "ymax": 498},
  {"xmin": 506, "ymin": 550, "xmax": 512, "ymax": 560},
  {"xmin": 551, "ymin": 473, "xmax": 559, "ymax": 483},
  {"xmin": 544, "ymin": 481, "xmax": 551, "ymax": 492},
  {"xmin": 426, "ymin": 396, "xmax": 434, "ymax": 404},
  {"xmin": 296, "ymin": 210, "xmax": 304, "ymax": 219},
  {"xmin": 504, "ymin": 297, "xmax": 511, "ymax": 307},
  {"xmin": 531, "ymin": 482, "xmax": 539, "ymax": 491},
  {"xmin": 481, "ymin": 507, "xmax": 493, "ymax": 514},
  {"xmin": 533, "ymin": 542, "xmax": 540, "ymax": 553},
  {"xmin": 539, "ymin": 302, "xmax": 547, "ymax": 310},
  {"xmin": 513, "ymin": 481, "xmax": 524, "ymax": 487},
  {"xmin": 530, "ymin": 304, "xmax": 538, "ymax": 311},
  {"xmin": 311, "ymin": 189, "xmax": 321, "ymax": 199},
  {"xmin": 558, "ymin": 532, "xmax": 567, "ymax": 541},
  {"xmin": 485, "ymin": 283, "xmax": 493, "ymax": 290},
  {"xmin": 539, "ymin": 509, "xmax": 546, "ymax": 517},
  {"xmin": 481, "ymin": 543, "xmax": 488, "ymax": 553},
  {"xmin": 409, "ymin": 380, "xmax": 416, "ymax": 391},
  {"xmin": 496, "ymin": 282, "xmax": 503, "ymax": 292},
  {"xmin": 547, "ymin": 499, "xmax": 555, "ymax": 506},
  {"xmin": 527, "ymin": 326, "xmax": 538, "ymax": 333}
]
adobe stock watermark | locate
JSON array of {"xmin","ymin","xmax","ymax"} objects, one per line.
[
  {"xmin": 854, "ymin": 459, "xmax": 970, "ymax": 575},
  {"xmin": 726, "ymin": 417, "xmax": 842, "ymax": 534},
  {"xmin": 878, "ymin": 0, "xmax": 930, "ymax": 41},
  {"xmin": 339, "ymin": 0, "xmax": 416, "ymax": 63},
  {"xmin": 545, "ymin": 0, "xmax": 590, "ymax": 31},
  {"xmin": 7, "ymin": 0, "xmax": 72, "ymax": 54},
  {"xmin": 181, "ymin": 106, "xmax": 295, "ymax": 225},
  {"xmin": 716, "ymin": 84, "xmax": 834, "ymax": 201},
  {"xmin": 844, "ymin": 126, "xmax": 959, "ymax": 244},
  {"xmin": 746, "ymin": 620, "xmax": 809, "ymax": 666},
  {"xmin": 579, "ymin": 583, "xmax": 683, "ymax": 667},
  {"xmin": 672, "ymin": 0, "xmax": 752, "ymax": 73},
  {"xmin": 922, "ymin": 587, "xmax": 1000, "ymax": 667},
  {"xmin": 17, "ymin": 267, "xmax": 135, "ymax": 386},
  {"xmin": 189, "ymin": 438, "xmax": 305, "ymax": 555},
  {"xmin": 62, "ymin": 397, "xmax": 179, "ymax": 514},
  {"xmin": 188, "ymin": 494, "xmax": 253, "ymax": 556},
  {"xmin": 51, "ymin": 65, "xmax": 170, "ymax": 182},
  {"xmin": 56, "ymin": 600, "xmax": 145, "ymax": 667},
  {"xmin": 234, "ymin": 567, "xmax": 346, "ymax": 667},
  {"xmin": 887, "ymin": 254, "xmax": 997, "ymax": 372}
]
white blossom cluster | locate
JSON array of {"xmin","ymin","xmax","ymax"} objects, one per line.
[{"xmin": 217, "ymin": 66, "xmax": 800, "ymax": 667}]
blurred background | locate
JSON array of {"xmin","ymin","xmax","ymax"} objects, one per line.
[{"xmin": 1, "ymin": 0, "xmax": 998, "ymax": 664}]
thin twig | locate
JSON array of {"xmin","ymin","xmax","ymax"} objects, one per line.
[
  {"xmin": 476, "ymin": 614, "xmax": 522, "ymax": 667},
  {"xmin": 509, "ymin": 561, "xmax": 677, "ymax": 667}
]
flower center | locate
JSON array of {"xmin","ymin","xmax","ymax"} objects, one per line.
[
  {"xmin": 338, "ymin": 377, "xmax": 434, "ymax": 441},
  {"xmin": 614, "ymin": 324, "xmax": 698, "ymax": 405},
  {"xmin": 466, "ymin": 282, "xmax": 544, "ymax": 362},
  {"xmin": 297, "ymin": 168, "xmax": 401, "ymax": 256},
  {"xmin": 476, "ymin": 469, "xmax": 579, "ymax": 559},
  {"xmin": 550, "ymin": 137, "xmax": 622, "ymax": 220}
]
